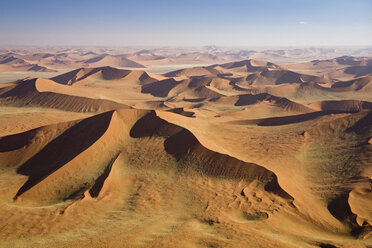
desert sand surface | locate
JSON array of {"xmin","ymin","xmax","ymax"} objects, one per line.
[{"xmin": 0, "ymin": 52, "xmax": 372, "ymax": 248}]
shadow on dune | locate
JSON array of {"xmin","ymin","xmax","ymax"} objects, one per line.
[
  {"xmin": 227, "ymin": 110, "xmax": 347, "ymax": 126},
  {"xmin": 183, "ymin": 98, "xmax": 206, "ymax": 102},
  {"xmin": 130, "ymin": 111, "xmax": 293, "ymax": 200},
  {"xmin": 0, "ymin": 129, "xmax": 37, "ymax": 152},
  {"xmin": 166, "ymin": 108, "xmax": 195, "ymax": 118},
  {"xmin": 14, "ymin": 111, "xmax": 114, "ymax": 199},
  {"xmin": 346, "ymin": 111, "xmax": 372, "ymax": 135},
  {"xmin": 319, "ymin": 243, "xmax": 339, "ymax": 248},
  {"xmin": 141, "ymin": 78, "xmax": 178, "ymax": 97},
  {"xmin": 327, "ymin": 194, "xmax": 353, "ymax": 222},
  {"xmin": 88, "ymin": 152, "xmax": 121, "ymax": 198},
  {"xmin": 257, "ymin": 111, "xmax": 347, "ymax": 126},
  {"xmin": 130, "ymin": 111, "xmax": 183, "ymax": 138},
  {"xmin": 326, "ymin": 193, "xmax": 366, "ymax": 237}
]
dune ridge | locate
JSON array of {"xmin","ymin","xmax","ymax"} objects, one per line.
[{"xmin": 0, "ymin": 78, "xmax": 130, "ymax": 112}]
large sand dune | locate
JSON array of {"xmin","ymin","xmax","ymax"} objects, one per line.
[{"xmin": 0, "ymin": 78, "xmax": 130, "ymax": 112}]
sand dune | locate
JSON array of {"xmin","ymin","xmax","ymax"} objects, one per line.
[
  {"xmin": 163, "ymin": 59, "xmax": 280, "ymax": 78},
  {"xmin": 331, "ymin": 75, "xmax": 372, "ymax": 91},
  {"xmin": 163, "ymin": 66, "xmax": 220, "ymax": 77},
  {"xmin": 175, "ymin": 85, "xmax": 225, "ymax": 100},
  {"xmin": 0, "ymin": 78, "xmax": 129, "ymax": 112},
  {"xmin": 127, "ymin": 50, "xmax": 170, "ymax": 66},
  {"xmin": 12, "ymin": 110, "xmax": 130, "ymax": 204},
  {"xmin": 0, "ymin": 56, "xmax": 29, "ymax": 65},
  {"xmin": 243, "ymin": 68, "xmax": 328, "ymax": 85},
  {"xmin": 81, "ymin": 54, "xmax": 145, "ymax": 68},
  {"xmin": 20, "ymin": 53, "xmax": 56, "ymax": 61},
  {"xmin": 228, "ymin": 93, "xmax": 313, "ymax": 112},
  {"xmin": 157, "ymin": 107, "xmax": 372, "ymax": 241},
  {"xmin": 212, "ymin": 93, "xmax": 313, "ymax": 112},
  {"xmin": 281, "ymin": 56, "xmax": 372, "ymax": 82},
  {"xmin": 231, "ymin": 79, "xmax": 372, "ymax": 104},
  {"xmin": 51, "ymin": 66, "xmax": 163, "ymax": 86},
  {"xmin": 162, "ymin": 59, "xmax": 330, "ymax": 92},
  {"xmin": 0, "ymin": 55, "xmax": 57, "ymax": 72},
  {"xmin": 225, "ymin": 110, "xmax": 348, "ymax": 126},
  {"xmin": 309, "ymin": 100, "xmax": 372, "ymax": 112},
  {"xmin": 218, "ymin": 59, "xmax": 280, "ymax": 72},
  {"xmin": 326, "ymin": 66, "xmax": 372, "ymax": 80},
  {"xmin": 0, "ymin": 50, "xmax": 145, "ymax": 71},
  {"xmin": 1, "ymin": 109, "xmax": 292, "ymax": 216},
  {"xmin": 284, "ymin": 56, "xmax": 372, "ymax": 70},
  {"xmin": 141, "ymin": 76, "xmax": 228, "ymax": 100},
  {"xmin": 141, "ymin": 78, "xmax": 180, "ymax": 97}
]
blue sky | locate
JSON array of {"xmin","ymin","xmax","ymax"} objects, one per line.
[{"xmin": 0, "ymin": 0, "xmax": 371, "ymax": 47}]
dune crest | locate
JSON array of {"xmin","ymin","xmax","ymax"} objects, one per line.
[{"xmin": 0, "ymin": 78, "xmax": 130, "ymax": 112}]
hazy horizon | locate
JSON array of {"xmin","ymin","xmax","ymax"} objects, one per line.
[
  {"xmin": 1, "ymin": 44, "xmax": 372, "ymax": 49},
  {"xmin": 0, "ymin": 0, "xmax": 371, "ymax": 47}
]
